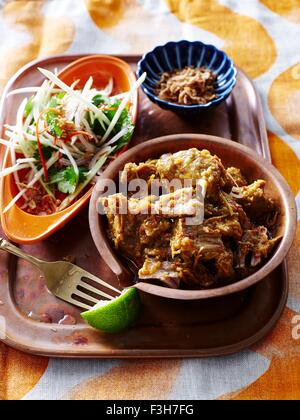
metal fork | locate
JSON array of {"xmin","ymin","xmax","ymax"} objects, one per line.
[{"xmin": 0, "ymin": 237, "xmax": 121, "ymax": 311}]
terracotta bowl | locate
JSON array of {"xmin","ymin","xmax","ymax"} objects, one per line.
[{"xmin": 89, "ymin": 134, "xmax": 297, "ymax": 300}]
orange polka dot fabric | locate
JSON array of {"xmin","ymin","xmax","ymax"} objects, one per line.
[{"xmin": 1, "ymin": 0, "xmax": 300, "ymax": 400}]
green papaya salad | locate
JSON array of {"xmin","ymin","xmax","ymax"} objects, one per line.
[{"xmin": 0, "ymin": 68, "xmax": 145, "ymax": 215}]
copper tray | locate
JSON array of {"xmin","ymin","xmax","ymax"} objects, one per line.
[{"xmin": 0, "ymin": 55, "xmax": 288, "ymax": 358}]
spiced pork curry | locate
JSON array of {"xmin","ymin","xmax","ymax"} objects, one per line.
[{"xmin": 99, "ymin": 148, "xmax": 280, "ymax": 290}]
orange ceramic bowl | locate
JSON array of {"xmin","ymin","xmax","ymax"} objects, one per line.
[{"xmin": 0, "ymin": 55, "xmax": 138, "ymax": 244}]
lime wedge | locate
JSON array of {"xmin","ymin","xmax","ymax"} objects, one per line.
[{"xmin": 81, "ymin": 288, "xmax": 141, "ymax": 333}]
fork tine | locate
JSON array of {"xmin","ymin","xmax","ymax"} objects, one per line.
[
  {"xmin": 76, "ymin": 302, "xmax": 92, "ymax": 311},
  {"xmin": 78, "ymin": 280, "xmax": 115, "ymax": 301},
  {"xmin": 73, "ymin": 289, "xmax": 100, "ymax": 305},
  {"xmin": 65, "ymin": 296, "xmax": 92, "ymax": 311},
  {"xmin": 80, "ymin": 270, "xmax": 121, "ymax": 294}
]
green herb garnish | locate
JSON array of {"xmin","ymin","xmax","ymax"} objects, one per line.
[{"xmin": 48, "ymin": 167, "xmax": 88, "ymax": 194}]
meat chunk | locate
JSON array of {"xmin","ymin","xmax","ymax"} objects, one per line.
[
  {"xmin": 99, "ymin": 194, "xmax": 144, "ymax": 265},
  {"xmin": 231, "ymin": 180, "xmax": 277, "ymax": 226},
  {"xmin": 236, "ymin": 226, "xmax": 280, "ymax": 268},
  {"xmin": 203, "ymin": 215, "xmax": 243, "ymax": 240},
  {"xmin": 99, "ymin": 193, "xmax": 185, "ymax": 267},
  {"xmin": 216, "ymin": 248, "xmax": 235, "ymax": 279},
  {"xmin": 180, "ymin": 264, "xmax": 215, "ymax": 288},
  {"xmin": 231, "ymin": 180, "xmax": 266, "ymax": 204},
  {"xmin": 171, "ymin": 219, "xmax": 224, "ymax": 262},
  {"xmin": 120, "ymin": 161, "xmax": 157, "ymax": 184},
  {"xmin": 139, "ymin": 259, "xmax": 181, "ymax": 288},
  {"xmin": 226, "ymin": 167, "xmax": 247, "ymax": 188},
  {"xmin": 140, "ymin": 216, "xmax": 172, "ymax": 245},
  {"xmin": 156, "ymin": 148, "xmax": 227, "ymax": 198},
  {"xmin": 219, "ymin": 191, "xmax": 252, "ymax": 230},
  {"xmin": 170, "ymin": 219, "xmax": 234, "ymax": 283}
]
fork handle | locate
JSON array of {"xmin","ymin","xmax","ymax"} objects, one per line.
[{"xmin": 0, "ymin": 237, "xmax": 45, "ymax": 269}]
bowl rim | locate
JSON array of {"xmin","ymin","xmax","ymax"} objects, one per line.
[
  {"xmin": 89, "ymin": 134, "xmax": 297, "ymax": 300},
  {"xmin": 137, "ymin": 40, "xmax": 237, "ymax": 110}
]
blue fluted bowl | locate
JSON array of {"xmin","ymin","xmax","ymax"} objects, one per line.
[{"xmin": 137, "ymin": 40, "xmax": 237, "ymax": 115}]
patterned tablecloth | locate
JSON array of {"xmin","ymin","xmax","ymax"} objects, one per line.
[{"xmin": 1, "ymin": 0, "xmax": 300, "ymax": 401}]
